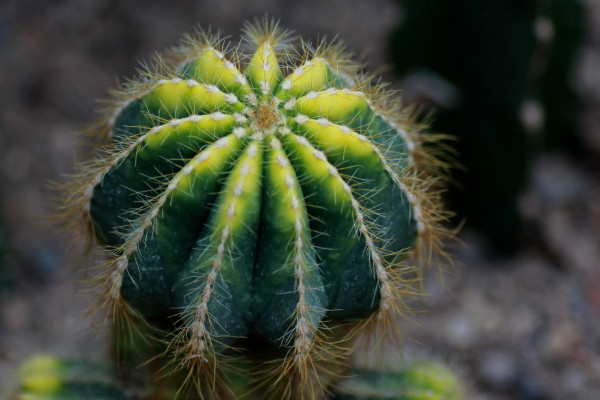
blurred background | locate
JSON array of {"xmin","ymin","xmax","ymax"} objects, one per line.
[{"xmin": 0, "ymin": 0, "xmax": 599, "ymax": 398}]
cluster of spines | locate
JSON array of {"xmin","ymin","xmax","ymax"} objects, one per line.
[{"xmin": 58, "ymin": 18, "xmax": 454, "ymax": 400}]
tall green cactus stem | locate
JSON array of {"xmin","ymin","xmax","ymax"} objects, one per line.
[{"xmin": 64, "ymin": 19, "xmax": 452, "ymax": 399}]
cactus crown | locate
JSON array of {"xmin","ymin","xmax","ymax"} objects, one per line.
[{"xmin": 62, "ymin": 18, "xmax": 453, "ymax": 400}]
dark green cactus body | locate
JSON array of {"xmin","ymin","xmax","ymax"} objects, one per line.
[{"xmin": 73, "ymin": 21, "xmax": 449, "ymax": 397}]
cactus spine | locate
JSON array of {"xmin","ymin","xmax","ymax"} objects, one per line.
[{"xmin": 63, "ymin": 18, "xmax": 452, "ymax": 400}]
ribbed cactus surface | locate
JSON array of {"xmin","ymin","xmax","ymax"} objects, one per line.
[{"xmin": 66, "ymin": 19, "xmax": 451, "ymax": 399}]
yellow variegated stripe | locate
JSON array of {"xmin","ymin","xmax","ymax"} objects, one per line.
[
  {"xmin": 251, "ymin": 136, "xmax": 325, "ymax": 367},
  {"xmin": 210, "ymin": 141, "xmax": 263, "ymax": 236},
  {"xmin": 136, "ymin": 112, "xmax": 236, "ymax": 161},
  {"xmin": 144, "ymin": 79, "xmax": 243, "ymax": 118},
  {"xmin": 85, "ymin": 112, "xmax": 232, "ymax": 194},
  {"xmin": 246, "ymin": 42, "xmax": 281, "ymax": 96},
  {"xmin": 181, "ymin": 48, "xmax": 252, "ymax": 97},
  {"xmin": 276, "ymin": 57, "xmax": 330, "ymax": 100},
  {"xmin": 142, "ymin": 133, "xmax": 247, "ymax": 228},
  {"xmin": 294, "ymin": 89, "xmax": 369, "ymax": 125},
  {"xmin": 283, "ymin": 133, "xmax": 350, "ymax": 208},
  {"xmin": 167, "ymin": 129, "xmax": 248, "ymax": 206},
  {"xmin": 264, "ymin": 137, "xmax": 303, "ymax": 231},
  {"xmin": 291, "ymin": 117, "xmax": 381, "ymax": 172}
]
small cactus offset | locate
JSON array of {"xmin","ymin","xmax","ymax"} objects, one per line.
[
  {"xmin": 63, "ymin": 18, "xmax": 452, "ymax": 400},
  {"xmin": 14, "ymin": 355, "xmax": 128, "ymax": 400},
  {"xmin": 332, "ymin": 360, "xmax": 465, "ymax": 400}
]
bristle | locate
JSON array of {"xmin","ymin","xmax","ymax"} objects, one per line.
[
  {"xmin": 168, "ymin": 26, "xmax": 237, "ymax": 72},
  {"xmin": 242, "ymin": 16, "xmax": 295, "ymax": 52},
  {"xmin": 314, "ymin": 37, "xmax": 363, "ymax": 87},
  {"xmin": 251, "ymin": 326, "xmax": 348, "ymax": 400},
  {"xmin": 364, "ymin": 82, "xmax": 457, "ymax": 262}
]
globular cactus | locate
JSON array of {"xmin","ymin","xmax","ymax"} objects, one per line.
[{"xmin": 63, "ymin": 18, "xmax": 452, "ymax": 400}]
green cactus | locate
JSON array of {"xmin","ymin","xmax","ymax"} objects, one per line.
[
  {"xmin": 63, "ymin": 19, "xmax": 452, "ymax": 399},
  {"xmin": 14, "ymin": 355, "xmax": 128, "ymax": 400}
]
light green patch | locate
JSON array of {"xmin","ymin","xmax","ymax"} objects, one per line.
[
  {"xmin": 21, "ymin": 375, "xmax": 63, "ymax": 395},
  {"xmin": 211, "ymin": 141, "xmax": 263, "ymax": 235},
  {"xmin": 180, "ymin": 48, "xmax": 252, "ymax": 96},
  {"xmin": 143, "ymin": 81, "xmax": 241, "ymax": 119},
  {"xmin": 246, "ymin": 43, "xmax": 282, "ymax": 96},
  {"xmin": 275, "ymin": 58, "xmax": 330, "ymax": 100},
  {"xmin": 295, "ymin": 90, "xmax": 369, "ymax": 125},
  {"xmin": 293, "ymin": 118, "xmax": 379, "ymax": 167},
  {"xmin": 169, "ymin": 134, "xmax": 246, "ymax": 203},
  {"xmin": 262, "ymin": 140, "xmax": 302, "ymax": 228},
  {"xmin": 139, "ymin": 114, "xmax": 235, "ymax": 159},
  {"xmin": 335, "ymin": 361, "xmax": 465, "ymax": 400},
  {"xmin": 281, "ymin": 133, "xmax": 350, "ymax": 208}
]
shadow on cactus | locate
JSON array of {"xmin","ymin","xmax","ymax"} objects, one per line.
[{"xmin": 61, "ymin": 18, "xmax": 454, "ymax": 400}]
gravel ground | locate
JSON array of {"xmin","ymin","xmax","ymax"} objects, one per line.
[{"xmin": 1, "ymin": 1, "xmax": 599, "ymax": 399}]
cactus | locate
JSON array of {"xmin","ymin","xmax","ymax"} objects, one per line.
[
  {"xmin": 14, "ymin": 355, "xmax": 128, "ymax": 400},
  {"xmin": 62, "ymin": 18, "xmax": 452, "ymax": 399}
]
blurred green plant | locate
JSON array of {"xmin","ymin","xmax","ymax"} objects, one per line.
[
  {"xmin": 332, "ymin": 360, "xmax": 465, "ymax": 400},
  {"xmin": 13, "ymin": 355, "xmax": 128, "ymax": 400},
  {"xmin": 389, "ymin": 0, "xmax": 584, "ymax": 254},
  {"xmin": 12, "ymin": 353, "xmax": 468, "ymax": 400}
]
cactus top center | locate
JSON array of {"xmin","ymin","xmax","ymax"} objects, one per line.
[
  {"xmin": 248, "ymin": 99, "xmax": 286, "ymax": 137},
  {"xmin": 255, "ymin": 103, "xmax": 283, "ymax": 130}
]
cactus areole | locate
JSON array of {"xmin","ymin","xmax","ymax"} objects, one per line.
[{"xmin": 68, "ymin": 19, "xmax": 450, "ymax": 398}]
